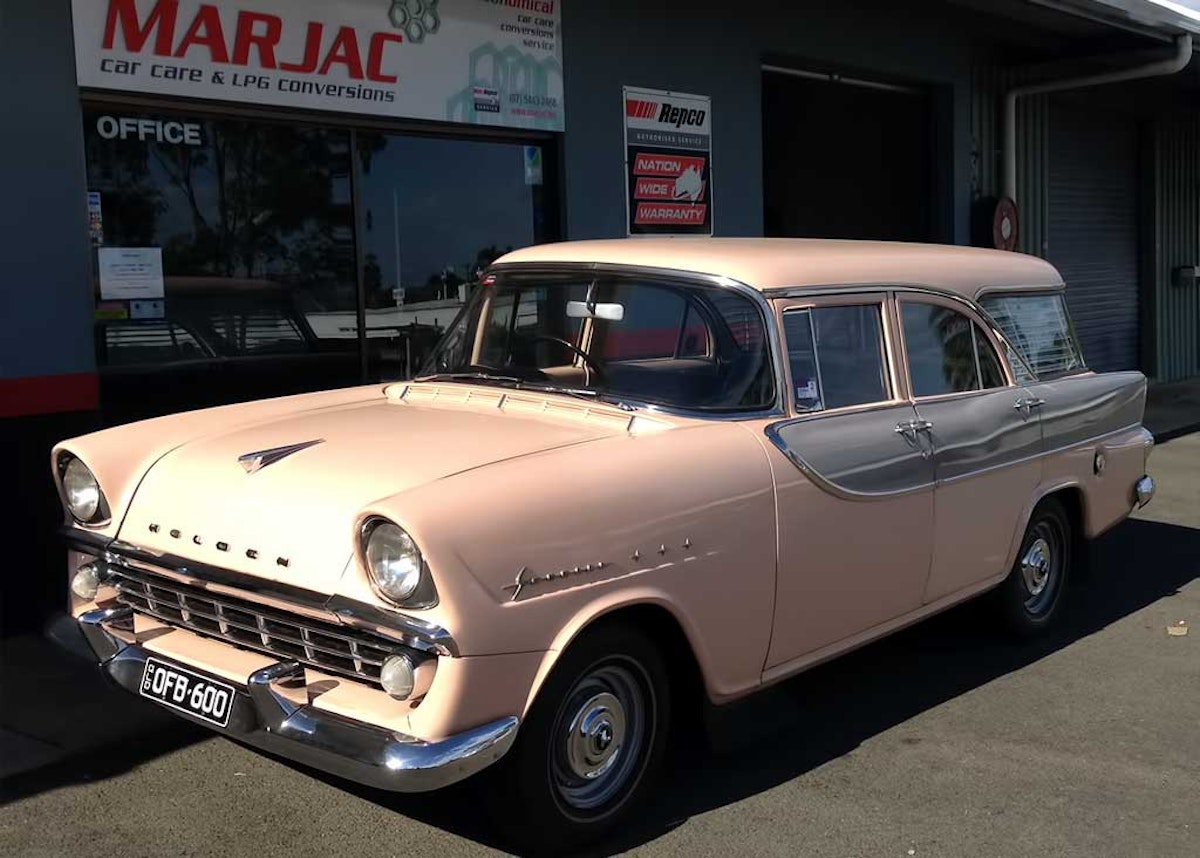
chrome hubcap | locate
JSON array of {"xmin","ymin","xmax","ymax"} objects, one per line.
[
  {"xmin": 1019, "ymin": 519, "xmax": 1063, "ymax": 616},
  {"xmin": 565, "ymin": 692, "xmax": 626, "ymax": 781},
  {"xmin": 1021, "ymin": 537, "xmax": 1052, "ymax": 596},
  {"xmin": 550, "ymin": 662, "xmax": 650, "ymax": 816}
]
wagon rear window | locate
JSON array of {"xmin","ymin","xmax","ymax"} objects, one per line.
[{"xmin": 979, "ymin": 293, "xmax": 1085, "ymax": 379}]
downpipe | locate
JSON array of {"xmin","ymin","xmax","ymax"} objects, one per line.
[{"xmin": 1003, "ymin": 33, "xmax": 1193, "ymax": 203}]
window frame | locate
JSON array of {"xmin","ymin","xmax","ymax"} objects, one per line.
[
  {"xmin": 894, "ymin": 292, "xmax": 1016, "ymax": 403},
  {"xmin": 975, "ymin": 287, "xmax": 1088, "ymax": 381},
  {"xmin": 775, "ymin": 293, "xmax": 900, "ymax": 417}
]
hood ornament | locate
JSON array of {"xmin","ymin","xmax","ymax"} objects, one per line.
[{"xmin": 238, "ymin": 439, "xmax": 324, "ymax": 474}]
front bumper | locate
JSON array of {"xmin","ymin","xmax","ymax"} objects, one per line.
[{"xmin": 78, "ymin": 605, "xmax": 518, "ymax": 792}]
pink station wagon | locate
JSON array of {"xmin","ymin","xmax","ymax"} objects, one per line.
[{"xmin": 54, "ymin": 238, "xmax": 1155, "ymax": 850}]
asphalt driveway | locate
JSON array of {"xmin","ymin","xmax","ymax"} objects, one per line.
[{"xmin": 2, "ymin": 435, "xmax": 1196, "ymax": 858}]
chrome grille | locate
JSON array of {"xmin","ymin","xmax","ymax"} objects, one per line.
[{"xmin": 107, "ymin": 563, "xmax": 404, "ymax": 686}]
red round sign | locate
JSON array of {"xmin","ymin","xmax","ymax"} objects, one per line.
[{"xmin": 992, "ymin": 196, "xmax": 1019, "ymax": 251}]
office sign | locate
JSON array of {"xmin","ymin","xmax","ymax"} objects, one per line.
[
  {"xmin": 623, "ymin": 86, "xmax": 712, "ymax": 236},
  {"xmin": 72, "ymin": 0, "xmax": 564, "ymax": 131}
]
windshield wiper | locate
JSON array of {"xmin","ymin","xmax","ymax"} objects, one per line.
[{"xmin": 416, "ymin": 371, "xmax": 525, "ymax": 386}]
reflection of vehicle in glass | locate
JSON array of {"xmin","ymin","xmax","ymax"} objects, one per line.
[
  {"xmin": 56, "ymin": 240, "xmax": 1155, "ymax": 852},
  {"xmin": 97, "ymin": 277, "xmax": 359, "ymax": 419}
]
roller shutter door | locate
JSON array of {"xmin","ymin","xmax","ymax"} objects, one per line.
[{"xmin": 1047, "ymin": 102, "xmax": 1139, "ymax": 372}]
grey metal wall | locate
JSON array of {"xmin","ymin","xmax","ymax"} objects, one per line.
[
  {"xmin": 1152, "ymin": 115, "xmax": 1200, "ymax": 381},
  {"xmin": 0, "ymin": 0, "xmax": 95, "ymax": 382},
  {"xmin": 1047, "ymin": 101, "xmax": 1140, "ymax": 373}
]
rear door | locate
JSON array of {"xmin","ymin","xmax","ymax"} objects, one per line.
[{"xmin": 897, "ymin": 295, "xmax": 1043, "ymax": 604}]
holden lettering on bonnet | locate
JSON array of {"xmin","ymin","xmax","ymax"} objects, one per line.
[{"xmin": 237, "ymin": 439, "xmax": 325, "ymax": 474}]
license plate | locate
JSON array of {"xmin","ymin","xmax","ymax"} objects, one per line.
[{"xmin": 140, "ymin": 657, "xmax": 235, "ymax": 728}]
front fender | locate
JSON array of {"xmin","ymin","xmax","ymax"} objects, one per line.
[{"xmin": 368, "ymin": 422, "xmax": 778, "ymax": 702}]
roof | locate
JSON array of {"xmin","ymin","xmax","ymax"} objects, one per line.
[{"xmin": 493, "ymin": 238, "xmax": 1064, "ymax": 298}]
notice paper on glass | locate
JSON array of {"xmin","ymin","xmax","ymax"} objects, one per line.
[{"xmin": 98, "ymin": 247, "xmax": 164, "ymax": 300}]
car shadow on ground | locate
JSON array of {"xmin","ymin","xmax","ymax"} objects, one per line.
[
  {"xmin": 333, "ymin": 517, "xmax": 1200, "ymax": 856},
  {"xmin": 3, "ymin": 517, "xmax": 1196, "ymax": 857}
]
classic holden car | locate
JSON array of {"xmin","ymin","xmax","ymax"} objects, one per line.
[{"xmin": 56, "ymin": 238, "xmax": 1155, "ymax": 849}]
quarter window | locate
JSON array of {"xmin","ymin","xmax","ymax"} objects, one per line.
[
  {"xmin": 979, "ymin": 293, "xmax": 1085, "ymax": 378},
  {"xmin": 783, "ymin": 304, "xmax": 889, "ymax": 412}
]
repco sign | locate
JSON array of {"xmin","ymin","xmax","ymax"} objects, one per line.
[{"xmin": 624, "ymin": 94, "xmax": 711, "ymax": 135}]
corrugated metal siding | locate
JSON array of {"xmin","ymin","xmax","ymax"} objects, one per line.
[
  {"xmin": 1155, "ymin": 115, "xmax": 1200, "ymax": 381},
  {"xmin": 970, "ymin": 63, "xmax": 1049, "ymax": 258},
  {"xmin": 1047, "ymin": 101, "xmax": 1139, "ymax": 373}
]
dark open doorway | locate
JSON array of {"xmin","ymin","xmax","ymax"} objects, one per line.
[{"xmin": 763, "ymin": 67, "xmax": 935, "ymax": 242}]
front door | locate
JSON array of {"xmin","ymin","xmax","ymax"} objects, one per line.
[
  {"xmin": 896, "ymin": 296, "xmax": 1043, "ymax": 604},
  {"xmin": 763, "ymin": 296, "xmax": 935, "ymax": 672}
]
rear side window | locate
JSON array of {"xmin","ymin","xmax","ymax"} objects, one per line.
[
  {"xmin": 979, "ymin": 293, "xmax": 1085, "ymax": 379},
  {"xmin": 901, "ymin": 301, "xmax": 1008, "ymax": 396},
  {"xmin": 783, "ymin": 305, "xmax": 889, "ymax": 412}
]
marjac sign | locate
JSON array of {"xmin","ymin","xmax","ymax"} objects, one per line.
[{"xmin": 72, "ymin": 0, "xmax": 565, "ymax": 131}]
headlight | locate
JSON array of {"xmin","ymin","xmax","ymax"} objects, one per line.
[
  {"xmin": 61, "ymin": 456, "xmax": 107, "ymax": 524},
  {"xmin": 362, "ymin": 519, "xmax": 437, "ymax": 608}
]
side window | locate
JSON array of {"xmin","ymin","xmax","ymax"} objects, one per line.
[
  {"xmin": 979, "ymin": 293, "xmax": 1085, "ymax": 378},
  {"xmin": 901, "ymin": 301, "xmax": 980, "ymax": 396},
  {"xmin": 783, "ymin": 304, "xmax": 889, "ymax": 412}
]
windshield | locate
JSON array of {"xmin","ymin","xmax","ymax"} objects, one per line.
[{"xmin": 418, "ymin": 272, "xmax": 776, "ymax": 412}]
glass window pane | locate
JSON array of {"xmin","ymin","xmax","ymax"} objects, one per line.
[
  {"xmin": 976, "ymin": 328, "xmax": 1007, "ymax": 389},
  {"xmin": 979, "ymin": 293, "xmax": 1085, "ymax": 378},
  {"xmin": 356, "ymin": 134, "xmax": 550, "ymax": 379},
  {"xmin": 783, "ymin": 305, "xmax": 889, "ymax": 412},
  {"xmin": 812, "ymin": 305, "xmax": 889, "ymax": 408},
  {"xmin": 902, "ymin": 302, "xmax": 980, "ymax": 396},
  {"xmin": 597, "ymin": 283, "xmax": 686, "ymax": 361},
  {"xmin": 82, "ymin": 108, "xmax": 359, "ymax": 410},
  {"xmin": 679, "ymin": 305, "xmax": 712, "ymax": 358},
  {"xmin": 423, "ymin": 275, "xmax": 774, "ymax": 411},
  {"xmin": 783, "ymin": 310, "xmax": 822, "ymax": 410}
]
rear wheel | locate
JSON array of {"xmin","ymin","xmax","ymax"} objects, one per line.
[
  {"xmin": 490, "ymin": 622, "xmax": 669, "ymax": 854},
  {"xmin": 997, "ymin": 496, "xmax": 1072, "ymax": 635}
]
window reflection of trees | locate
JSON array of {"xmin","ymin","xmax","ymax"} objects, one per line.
[
  {"xmin": 929, "ymin": 305, "xmax": 978, "ymax": 392},
  {"xmin": 150, "ymin": 123, "xmax": 353, "ymax": 295},
  {"xmin": 86, "ymin": 112, "xmax": 355, "ymax": 314}
]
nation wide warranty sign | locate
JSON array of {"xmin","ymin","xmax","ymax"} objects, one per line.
[
  {"xmin": 71, "ymin": 0, "xmax": 564, "ymax": 131},
  {"xmin": 623, "ymin": 86, "xmax": 712, "ymax": 236}
]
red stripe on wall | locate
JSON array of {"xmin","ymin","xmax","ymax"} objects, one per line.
[{"xmin": 0, "ymin": 373, "xmax": 99, "ymax": 418}]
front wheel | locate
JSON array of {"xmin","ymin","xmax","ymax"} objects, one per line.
[
  {"xmin": 996, "ymin": 496, "xmax": 1072, "ymax": 636},
  {"xmin": 490, "ymin": 622, "xmax": 669, "ymax": 854}
]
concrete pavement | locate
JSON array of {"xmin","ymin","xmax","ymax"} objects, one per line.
[{"xmin": 2, "ymin": 436, "xmax": 1196, "ymax": 857}]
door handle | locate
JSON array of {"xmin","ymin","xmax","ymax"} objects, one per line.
[
  {"xmin": 895, "ymin": 419, "xmax": 933, "ymax": 437},
  {"xmin": 1014, "ymin": 396, "xmax": 1046, "ymax": 415}
]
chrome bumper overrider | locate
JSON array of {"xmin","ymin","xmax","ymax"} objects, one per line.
[
  {"xmin": 78, "ymin": 606, "xmax": 518, "ymax": 792},
  {"xmin": 1135, "ymin": 474, "xmax": 1156, "ymax": 508}
]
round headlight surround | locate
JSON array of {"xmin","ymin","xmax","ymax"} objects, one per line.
[
  {"xmin": 60, "ymin": 455, "xmax": 109, "ymax": 525},
  {"xmin": 361, "ymin": 518, "xmax": 437, "ymax": 609}
]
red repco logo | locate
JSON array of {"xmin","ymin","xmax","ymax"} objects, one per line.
[
  {"xmin": 625, "ymin": 99, "xmax": 658, "ymax": 119},
  {"xmin": 102, "ymin": 0, "xmax": 404, "ymax": 82}
]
